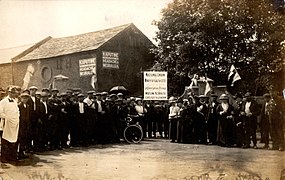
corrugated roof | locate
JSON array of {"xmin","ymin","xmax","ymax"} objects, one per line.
[
  {"xmin": 0, "ymin": 44, "xmax": 35, "ymax": 64},
  {"xmin": 16, "ymin": 23, "xmax": 133, "ymax": 62}
]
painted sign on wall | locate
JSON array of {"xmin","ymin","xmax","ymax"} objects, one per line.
[
  {"xmin": 102, "ymin": 51, "xmax": 119, "ymax": 69},
  {"xmin": 144, "ymin": 71, "xmax": 168, "ymax": 100},
  {"xmin": 79, "ymin": 58, "xmax": 96, "ymax": 76}
]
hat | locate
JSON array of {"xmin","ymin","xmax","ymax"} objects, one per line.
[
  {"xmin": 219, "ymin": 94, "xmax": 229, "ymax": 100},
  {"xmin": 263, "ymin": 93, "xmax": 271, "ymax": 98},
  {"xmin": 15, "ymin": 86, "xmax": 21, "ymax": 92},
  {"xmin": 244, "ymin": 92, "xmax": 252, "ymax": 97},
  {"xmin": 101, "ymin": 92, "xmax": 108, "ymax": 96},
  {"xmin": 35, "ymin": 92, "xmax": 42, "ymax": 95},
  {"xmin": 109, "ymin": 94, "xmax": 117, "ymax": 98},
  {"xmin": 78, "ymin": 94, "xmax": 85, "ymax": 97},
  {"xmin": 87, "ymin": 91, "xmax": 95, "ymax": 94},
  {"xmin": 51, "ymin": 88, "xmax": 59, "ymax": 92},
  {"xmin": 183, "ymin": 99, "xmax": 189, "ymax": 102},
  {"xmin": 95, "ymin": 92, "xmax": 102, "ymax": 96},
  {"xmin": 129, "ymin": 97, "xmax": 135, "ymax": 101},
  {"xmin": 169, "ymin": 96, "xmax": 176, "ymax": 103},
  {"xmin": 42, "ymin": 88, "xmax": 50, "ymax": 92},
  {"xmin": 20, "ymin": 93, "xmax": 30, "ymax": 98},
  {"xmin": 135, "ymin": 98, "xmax": 142, "ymax": 102},
  {"xmin": 29, "ymin": 86, "xmax": 38, "ymax": 90},
  {"xmin": 117, "ymin": 93, "xmax": 123, "ymax": 96}
]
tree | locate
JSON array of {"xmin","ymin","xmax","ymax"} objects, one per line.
[{"xmin": 152, "ymin": 0, "xmax": 285, "ymax": 96}]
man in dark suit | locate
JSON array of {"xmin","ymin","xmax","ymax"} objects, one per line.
[
  {"xmin": 27, "ymin": 86, "xmax": 42, "ymax": 152},
  {"xmin": 40, "ymin": 92, "xmax": 51, "ymax": 150},
  {"xmin": 18, "ymin": 93, "xmax": 31, "ymax": 159},
  {"xmin": 260, "ymin": 93, "xmax": 271, "ymax": 149},
  {"xmin": 73, "ymin": 94, "xmax": 88, "ymax": 146},
  {"xmin": 240, "ymin": 92, "xmax": 260, "ymax": 149},
  {"xmin": 95, "ymin": 93, "xmax": 109, "ymax": 144},
  {"xmin": 207, "ymin": 94, "xmax": 219, "ymax": 145}
]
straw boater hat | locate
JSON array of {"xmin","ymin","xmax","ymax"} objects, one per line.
[
  {"xmin": 219, "ymin": 94, "xmax": 229, "ymax": 100},
  {"xmin": 29, "ymin": 86, "xmax": 38, "ymax": 90},
  {"xmin": 168, "ymin": 96, "xmax": 176, "ymax": 103}
]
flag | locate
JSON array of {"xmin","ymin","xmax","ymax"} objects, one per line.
[
  {"xmin": 22, "ymin": 63, "xmax": 35, "ymax": 90},
  {"xmin": 189, "ymin": 73, "xmax": 198, "ymax": 89},
  {"xmin": 91, "ymin": 67, "xmax": 97, "ymax": 90},
  {"xmin": 204, "ymin": 79, "xmax": 211, "ymax": 95},
  {"xmin": 228, "ymin": 65, "xmax": 241, "ymax": 86}
]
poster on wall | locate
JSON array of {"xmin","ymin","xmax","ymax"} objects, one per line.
[
  {"xmin": 102, "ymin": 51, "xmax": 119, "ymax": 69},
  {"xmin": 79, "ymin": 58, "xmax": 96, "ymax": 76},
  {"xmin": 143, "ymin": 71, "xmax": 167, "ymax": 100}
]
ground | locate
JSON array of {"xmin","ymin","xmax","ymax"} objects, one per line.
[{"xmin": 0, "ymin": 139, "xmax": 284, "ymax": 180}]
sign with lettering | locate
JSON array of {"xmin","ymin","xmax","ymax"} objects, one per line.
[
  {"xmin": 102, "ymin": 51, "xmax": 119, "ymax": 69},
  {"xmin": 79, "ymin": 58, "xmax": 96, "ymax": 76},
  {"xmin": 144, "ymin": 71, "xmax": 168, "ymax": 100}
]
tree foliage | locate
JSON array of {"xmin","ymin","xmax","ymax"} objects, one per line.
[{"xmin": 152, "ymin": 0, "xmax": 285, "ymax": 95}]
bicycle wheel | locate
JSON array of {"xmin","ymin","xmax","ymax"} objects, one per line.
[{"xmin": 123, "ymin": 124, "xmax": 143, "ymax": 144}]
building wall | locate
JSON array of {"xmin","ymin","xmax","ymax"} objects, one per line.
[
  {"xmin": 96, "ymin": 28, "xmax": 154, "ymax": 95},
  {"xmin": 12, "ymin": 51, "xmax": 97, "ymax": 93},
  {"xmin": 10, "ymin": 27, "xmax": 154, "ymax": 94},
  {"xmin": 0, "ymin": 63, "xmax": 12, "ymax": 88}
]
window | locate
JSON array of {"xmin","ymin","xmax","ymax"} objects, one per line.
[
  {"xmin": 66, "ymin": 57, "xmax": 72, "ymax": 68},
  {"xmin": 57, "ymin": 59, "xmax": 62, "ymax": 70}
]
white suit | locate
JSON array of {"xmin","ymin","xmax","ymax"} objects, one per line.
[{"xmin": 0, "ymin": 96, "xmax": 20, "ymax": 143}]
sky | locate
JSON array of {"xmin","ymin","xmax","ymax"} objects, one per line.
[{"xmin": 0, "ymin": 0, "xmax": 172, "ymax": 49}]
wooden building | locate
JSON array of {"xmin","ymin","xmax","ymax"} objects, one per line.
[{"xmin": 4, "ymin": 23, "xmax": 154, "ymax": 94}]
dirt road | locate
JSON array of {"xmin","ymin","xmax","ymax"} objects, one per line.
[{"xmin": 0, "ymin": 139, "xmax": 284, "ymax": 180}]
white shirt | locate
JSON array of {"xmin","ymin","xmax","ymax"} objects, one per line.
[
  {"xmin": 221, "ymin": 103, "xmax": 229, "ymax": 112},
  {"xmin": 0, "ymin": 96, "xmax": 20, "ymax": 142},
  {"xmin": 135, "ymin": 105, "xmax": 146, "ymax": 116},
  {"xmin": 245, "ymin": 102, "xmax": 251, "ymax": 114},
  {"xmin": 31, "ymin": 96, "xmax": 36, "ymax": 110},
  {"xmin": 169, "ymin": 105, "xmax": 180, "ymax": 119},
  {"xmin": 84, "ymin": 97, "xmax": 95, "ymax": 109},
  {"xmin": 97, "ymin": 100, "xmax": 102, "ymax": 113},
  {"xmin": 79, "ymin": 102, "xmax": 84, "ymax": 114},
  {"xmin": 42, "ymin": 101, "xmax": 48, "ymax": 114}
]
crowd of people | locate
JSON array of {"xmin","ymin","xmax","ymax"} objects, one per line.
[{"xmin": 0, "ymin": 85, "xmax": 284, "ymax": 164}]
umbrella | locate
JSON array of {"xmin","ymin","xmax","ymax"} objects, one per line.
[
  {"xmin": 109, "ymin": 86, "xmax": 128, "ymax": 95},
  {"xmin": 53, "ymin": 74, "xmax": 69, "ymax": 81}
]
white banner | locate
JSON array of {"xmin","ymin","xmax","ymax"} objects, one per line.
[
  {"xmin": 144, "ymin": 71, "xmax": 167, "ymax": 100},
  {"xmin": 79, "ymin": 58, "xmax": 96, "ymax": 76},
  {"xmin": 102, "ymin": 51, "xmax": 119, "ymax": 69}
]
